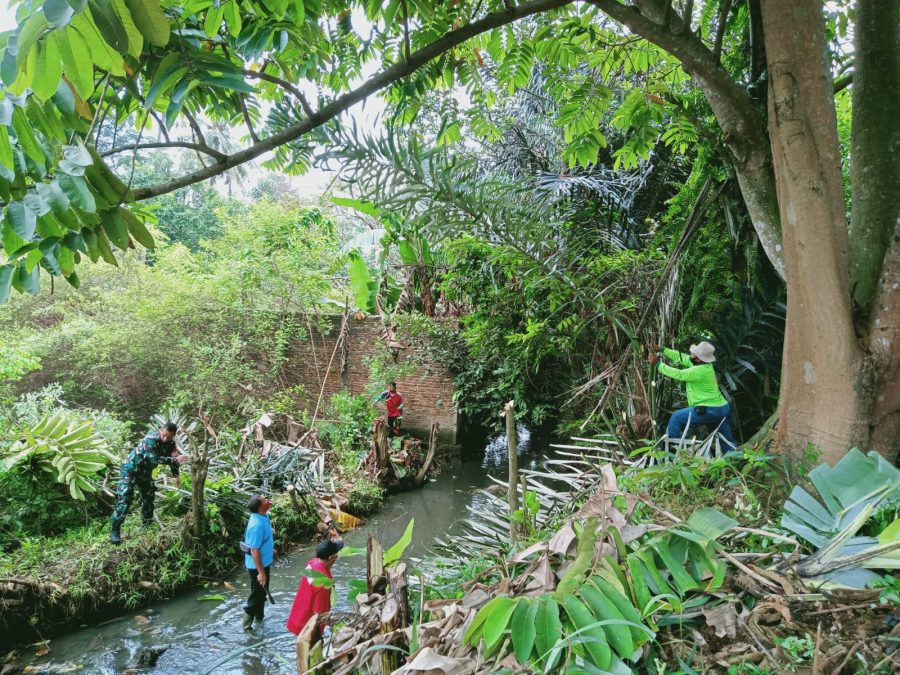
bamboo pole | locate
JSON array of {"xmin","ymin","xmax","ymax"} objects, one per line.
[{"xmin": 504, "ymin": 400, "xmax": 519, "ymax": 543}]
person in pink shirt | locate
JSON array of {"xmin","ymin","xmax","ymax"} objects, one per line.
[{"xmin": 286, "ymin": 538, "xmax": 344, "ymax": 638}]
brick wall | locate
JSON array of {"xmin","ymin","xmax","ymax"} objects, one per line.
[{"xmin": 288, "ymin": 315, "xmax": 459, "ymax": 445}]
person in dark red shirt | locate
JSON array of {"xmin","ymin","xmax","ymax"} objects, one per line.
[
  {"xmin": 376, "ymin": 382, "xmax": 405, "ymax": 436},
  {"xmin": 286, "ymin": 538, "xmax": 344, "ymax": 638}
]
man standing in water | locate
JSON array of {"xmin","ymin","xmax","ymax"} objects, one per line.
[
  {"xmin": 375, "ymin": 382, "xmax": 405, "ymax": 436},
  {"xmin": 242, "ymin": 495, "xmax": 274, "ymax": 631},
  {"xmin": 110, "ymin": 422, "xmax": 190, "ymax": 544},
  {"xmin": 286, "ymin": 538, "xmax": 344, "ymax": 638},
  {"xmin": 649, "ymin": 341, "xmax": 737, "ymax": 448}
]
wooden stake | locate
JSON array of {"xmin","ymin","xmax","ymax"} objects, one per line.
[{"xmin": 504, "ymin": 400, "xmax": 519, "ymax": 543}]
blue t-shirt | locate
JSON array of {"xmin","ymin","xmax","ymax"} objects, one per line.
[{"xmin": 243, "ymin": 513, "xmax": 274, "ymax": 570}]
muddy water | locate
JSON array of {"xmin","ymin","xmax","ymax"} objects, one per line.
[{"xmin": 25, "ymin": 426, "xmax": 541, "ymax": 674}]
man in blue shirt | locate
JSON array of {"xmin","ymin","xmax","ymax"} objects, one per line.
[{"xmin": 242, "ymin": 495, "xmax": 274, "ymax": 631}]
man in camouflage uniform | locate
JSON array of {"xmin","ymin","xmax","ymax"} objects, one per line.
[{"xmin": 110, "ymin": 421, "xmax": 190, "ymax": 544}]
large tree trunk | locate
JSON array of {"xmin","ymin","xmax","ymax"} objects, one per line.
[
  {"xmin": 590, "ymin": 0, "xmax": 899, "ymax": 462},
  {"xmin": 853, "ymin": 0, "xmax": 900, "ymax": 460},
  {"xmin": 760, "ymin": 0, "xmax": 868, "ymax": 463},
  {"xmin": 849, "ymin": 0, "xmax": 900, "ymax": 311}
]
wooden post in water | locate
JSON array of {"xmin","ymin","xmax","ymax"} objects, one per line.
[{"xmin": 504, "ymin": 400, "xmax": 519, "ymax": 543}]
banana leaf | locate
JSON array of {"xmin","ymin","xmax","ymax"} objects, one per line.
[{"xmin": 779, "ymin": 449, "xmax": 900, "ymax": 587}]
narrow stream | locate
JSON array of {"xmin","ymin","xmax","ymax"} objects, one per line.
[{"xmin": 25, "ymin": 426, "xmax": 542, "ymax": 674}]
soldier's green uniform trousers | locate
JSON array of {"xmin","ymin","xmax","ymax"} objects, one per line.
[{"xmin": 111, "ymin": 465, "xmax": 157, "ymax": 526}]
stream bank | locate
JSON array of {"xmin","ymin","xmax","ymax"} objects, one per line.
[{"xmin": 11, "ymin": 426, "xmax": 539, "ymax": 674}]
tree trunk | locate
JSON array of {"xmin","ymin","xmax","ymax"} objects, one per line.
[
  {"xmin": 853, "ymin": 0, "xmax": 900, "ymax": 461},
  {"xmin": 591, "ymin": 0, "xmax": 900, "ymax": 463},
  {"xmin": 760, "ymin": 0, "xmax": 868, "ymax": 463},
  {"xmin": 849, "ymin": 0, "xmax": 900, "ymax": 311}
]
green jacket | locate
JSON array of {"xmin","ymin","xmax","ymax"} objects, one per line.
[{"xmin": 657, "ymin": 348, "xmax": 727, "ymax": 408}]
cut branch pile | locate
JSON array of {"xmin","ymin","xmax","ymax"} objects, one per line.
[{"xmin": 299, "ymin": 447, "xmax": 900, "ymax": 673}]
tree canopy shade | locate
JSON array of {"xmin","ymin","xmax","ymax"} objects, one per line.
[
  {"xmin": 0, "ymin": 0, "xmax": 574, "ymax": 301},
  {"xmin": 0, "ymin": 0, "xmax": 897, "ymax": 464}
]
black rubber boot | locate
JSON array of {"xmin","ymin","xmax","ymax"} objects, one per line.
[
  {"xmin": 242, "ymin": 613, "xmax": 254, "ymax": 631},
  {"xmin": 110, "ymin": 523, "xmax": 122, "ymax": 545}
]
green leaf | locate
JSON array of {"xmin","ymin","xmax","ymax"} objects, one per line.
[
  {"xmin": 7, "ymin": 201, "xmax": 37, "ymax": 240},
  {"xmin": 224, "ymin": 0, "xmax": 242, "ymax": 38},
  {"xmin": 482, "ymin": 596, "xmax": 516, "ymax": 653},
  {"xmin": 70, "ymin": 10, "xmax": 125, "ymax": 76},
  {"xmin": 62, "ymin": 142, "xmax": 93, "ymax": 167},
  {"xmin": 0, "ymin": 264, "xmax": 14, "ymax": 303},
  {"xmin": 562, "ymin": 594, "xmax": 612, "ymax": 669},
  {"xmin": 337, "ymin": 545, "xmax": 366, "ymax": 559},
  {"xmin": 118, "ymin": 207, "xmax": 154, "ymax": 249},
  {"xmin": 16, "ymin": 14, "xmax": 50, "ymax": 70},
  {"xmin": 111, "ymin": 0, "xmax": 143, "ymax": 58},
  {"xmin": 685, "ymin": 507, "xmax": 738, "ymax": 541},
  {"xmin": 32, "ymin": 38, "xmax": 63, "ymax": 101},
  {"xmin": 101, "ymin": 209, "xmax": 130, "ymax": 250},
  {"xmin": 54, "ymin": 28, "xmax": 95, "ymax": 98},
  {"xmin": 302, "ymin": 567, "xmax": 333, "ymax": 588},
  {"xmin": 57, "ymin": 174, "xmax": 96, "ymax": 212},
  {"xmin": 165, "ymin": 76, "xmax": 199, "ymax": 127},
  {"xmin": 346, "ymin": 577, "xmax": 367, "ymax": 602},
  {"xmin": 44, "ymin": 0, "xmax": 77, "ymax": 28},
  {"xmin": 383, "ymin": 517, "xmax": 414, "ymax": 566},
  {"xmin": 145, "ymin": 52, "xmax": 186, "ymax": 110},
  {"xmin": 534, "ymin": 595, "xmax": 562, "ymax": 662},
  {"xmin": 26, "ymin": 247, "xmax": 45, "ymax": 273},
  {"xmin": 463, "ymin": 597, "xmax": 498, "ymax": 645},
  {"xmin": 346, "ymin": 250, "xmax": 376, "ymax": 314},
  {"xmin": 14, "ymin": 261, "xmax": 40, "ymax": 294},
  {"xmin": 511, "ymin": 598, "xmax": 538, "ymax": 663},
  {"xmin": 87, "ymin": 0, "xmax": 129, "ymax": 55},
  {"xmin": 0, "ymin": 127, "xmax": 11, "ymax": 172},
  {"xmin": 36, "ymin": 180, "xmax": 71, "ymax": 214},
  {"xmin": 58, "ymin": 244, "xmax": 74, "ymax": 275},
  {"xmin": 197, "ymin": 594, "xmax": 226, "ymax": 601},
  {"xmin": 12, "ymin": 107, "xmax": 46, "ymax": 168},
  {"xmin": 203, "ymin": 2, "xmax": 225, "ymax": 37},
  {"xmin": 125, "ymin": 0, "xmax": 169, "ymax": 46}
]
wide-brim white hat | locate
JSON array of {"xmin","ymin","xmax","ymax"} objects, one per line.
[{"xmin": 689, "ymin": 341, "xmax": 716, "ymax": 363}]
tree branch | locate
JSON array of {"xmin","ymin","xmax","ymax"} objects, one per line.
[
  {"xmin": 589, "ymin": 0, "xmax": 785, "ymax": 280},
  {"xmin": 243, "ymin": 69, "xmax": 316, "ymax": 117},
  {"xmin": 833, "ymin": 71, "xmax": 853, "ymax": 94},
  {"xmin": 133, "ymin": 0, "xmax": 575, "ymax": 201},
  {"xmin": 102, "ymin": 142, "xmax": 227, "ymax": 162},
  {"xmin": 184, "ymin": 110, "xmax": 207, "ymax": 147},
  {"xmin": 238, "ymin": 94, "xmax": 260, "ymax": 143},
  {"xmin": 712, "ymin": 0, "xmax": 732, "ymax": 63}
]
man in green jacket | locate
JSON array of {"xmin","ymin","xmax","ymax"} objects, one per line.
[{"xmin": 648, "ymin": 341, "xmax": 736, "ymax": 447}]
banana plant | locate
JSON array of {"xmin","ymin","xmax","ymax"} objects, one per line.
[
  {"xmin": 3, "ymin": 412, "xmax": 118, "ymax": 500},
  {"xmin": 779, "ymin": 448, "xmax": 900, "ymax": 588},
  {"xmin": 334, "ymin": 195, "xmax": 440, "ymax": 316}
]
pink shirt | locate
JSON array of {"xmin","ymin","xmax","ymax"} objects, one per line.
[{"xmin": 286, "ymin": 558, "xmax": 332, "ymax": 635}]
